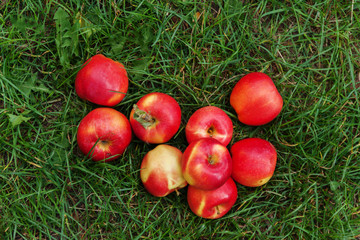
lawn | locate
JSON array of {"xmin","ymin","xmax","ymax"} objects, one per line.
[{"xmin": 1, "ymin": 0, "xmax": 359, "ymax": 239}]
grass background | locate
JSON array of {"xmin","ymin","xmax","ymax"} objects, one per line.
[{"xmin": 1, "ymin": 0, "xmax": 360, "ymax": 239}]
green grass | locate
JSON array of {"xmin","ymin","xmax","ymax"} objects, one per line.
[{"xmin": 1, "ymin": 0, "xmax": 360, "ymax": 239}]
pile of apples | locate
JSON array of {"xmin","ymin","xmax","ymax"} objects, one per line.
[{"xmin": 75, "ymin": 54, "xmax": 283, "ymax": 219}]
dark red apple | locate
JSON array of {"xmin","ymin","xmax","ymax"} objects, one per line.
[
  {"xmin": 129, "ymin": 92, "xmax": 181, "ymax": 144},
  {"xmin": 75, "ymin": 54, "xmax": 128, "ymax": 106},
  {"xmin": 231, "ymin": 138, "xmax": 277, "ymax": 187},
  {"xmin": 77, "ymin": 108, "xmax": 132, "ymax": 162},
  {"xmin": 187, "ymin": 178, "xmax": 238, "ymax": 219},
  {"xmin": 185, "ymin": 106, "xmax": 233, "ymax": 146},
  {"xmin": 182, "ymin": 138, "xmax": 232, "ymax": 191},
  {"xmin": 230, "ymin": 72, "xmax": 283, "ymax": 126}
]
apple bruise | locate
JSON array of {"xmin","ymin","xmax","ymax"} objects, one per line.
[{"xmin": 183, "ymin": 139, "xmax": 232, "ymax": 190}]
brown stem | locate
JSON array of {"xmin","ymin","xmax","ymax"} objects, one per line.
[
  {"xmin": 175, "ymin": 189, "xmax": 180, "ymax": 196},
  {"xmin": 132, "ymin": 104, "xmax": 156, "ymax": 129},
  {"xmin": 215, "ymin": 205, "xmax": 221, "ymax": 215},
  {"xmin": 207, "ymin": 125, "xmax": 215, "ymax": 137}
]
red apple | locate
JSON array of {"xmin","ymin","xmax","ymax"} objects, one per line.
[
  {"xmin": 77, "ymin": 108, "xmax": 132, "ymax": 162},
  {"xmin": 185, "ymin": 106, "xmax": 233, "ymax": 146},
  {"xmin": 140, "ymin": 145, "xmax": 187, "ymax": 197},
  {"xmin": 231, "ymin": 138, "xmax": 277, "ymax": 187},
  {"xmin": 187, "ymin": 178, "xmax": 237, "ymax": 219},
  {"xmin": 129, "ymin": 92, "xmax": 181, "ymax": 144},
  {"xmin": 230, "ymin": 72, "xmax": 283, "ymax": 126},
  {"xmin": 75, "ymin": 54, "xmax": 128, "ymax": 106},
  {"xmin": 182, "ymin": 138, "xmax": 232, "ymax": 190}
]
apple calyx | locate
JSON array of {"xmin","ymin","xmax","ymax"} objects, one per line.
[{"xmin": 133, "ymin": 104, "xmax": 156, "ymax": 129}]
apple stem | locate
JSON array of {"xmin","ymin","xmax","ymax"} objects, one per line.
[
  {"xmin": 175, "ymin": 189, "xmax": 180, "ymax": 196},
  {"xmin": 215, "ymin": 205, "xmax": 221, "ymax": 215},
  {"xmin": 208, "ymin": 155, "xmax": 215, "ymax": 165},
  {"xmin": 132, "ymin": 104, "xmax": 156, "ymax": 129},
  {"xmin": 207, "ymin": 126, "xmax": 215, "ymax": 137}
]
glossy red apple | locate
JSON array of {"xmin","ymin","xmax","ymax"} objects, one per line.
[
  {"xmin": 187, "ymin": 178, "xmax": 237, "ymax": 219},
  {"xmin": 77, "ymin": 108, "xmax": 132, "ymax": 162},
  {"xmin": 182, "ymin": 138, "xmax": 232, "ymax": 190},
  {"xmin": 75, "ymin": 54, "xmax": 128, "ymax": 106},
  {"xmin": 230, "ymin": 72, "xmax": 283, "ymax": 126},
  {"xmin": 129, "ymin": 92, "xmax": 181, "ymax": 144},
  {"xmin": 185, "ymin": 106, "xmax": 233, "ymax": 146},
  {"xmin": 231, "ymin": 138, "xmax": 277, "ymax": 187},
  {"xmin": 140, "ymin": 145, "xmax": 187, "ymax": 197}
]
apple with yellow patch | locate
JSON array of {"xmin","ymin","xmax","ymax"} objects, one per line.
[
  {"xmin": 231, "ymin": 138, "xmax": 277, "ymax": 187},
  {"xmin": 75, "ymin": 54, "xmax": 128, "ymax": 106},
  {"xmin": 185, "ymin": 106, "xmax": 233, "ymax": 146},
  {"xmin": 130, "ymin": 92, "xmax": 181, "ymax": 144},
  {"xmin": 187, "ymin": 177, "xmax": 237, "ymax": 219},
  {"xmin": 182, "ymin": 138, "xmax": 232, "ymax": 191},
  {"xmin": 77, "ymin": 108, "xmax": 132, "ymax": 162},
  {"xmin": 140, "ymin": 145, "xmax": 187, "ymax": 197},
  {"xmin": 230, "ymin": 72, "xmax": 283, "ymax": 126}
]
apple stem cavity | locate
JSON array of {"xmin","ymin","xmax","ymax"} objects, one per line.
[
  {"xmin": 208, "ymin": 155, "xmax": 216, "ymax": 165},
  {"xmin": 207, "ymin": 126, "xmax": 215, "ymax": 137},
  {"xmin": 133, "ymin": 104, "xmax": 156, "ymax": 129}
]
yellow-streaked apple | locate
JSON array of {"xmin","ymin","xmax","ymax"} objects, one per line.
[
  {"xmin": 187, "ymin": 177, "xmax": 237, "ymax": 219},
  {"xmin": 140, "ymin": 145, "xmax": 187, "ymax": 197},
  {"xmin": 182, "ymin": 138, "xmax": 232, "ymax": 191}
]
